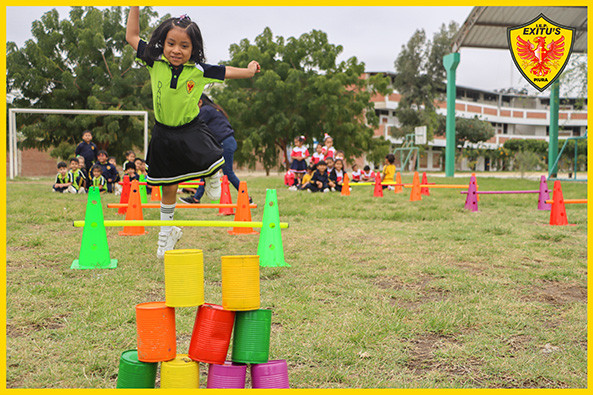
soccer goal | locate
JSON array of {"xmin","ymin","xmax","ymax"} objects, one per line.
[{"xmin": 8, "ymin": 108, "xmax": 149, "ymax": 179}]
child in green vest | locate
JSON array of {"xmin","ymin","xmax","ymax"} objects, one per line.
[{"xmin": 126, "ymin": 7, "xmax": 261, "ymax": 258}]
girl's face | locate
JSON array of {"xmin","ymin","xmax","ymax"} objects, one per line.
[
  {"xmin": 316, "ymin": 145, "xmax": 323, "ymax": 153},
  {"xmin": 164, "ymin": 26, "xmax": 193, "ymax": 66},
  {"xmin": 352, "ymin": 164, "xmax": 358, "ymax": 171},
  {"xmin": 296, "ymin": 139, "xmax": 303, "ymax": 147},
  {"xmin": 78, "ymin": 158, "xmax": 85, "ymax": 167},
  {"xmin": 326, "ymin": 159, "xmax": 334, "ymax": 167},
  {"xmin": 325, "ymin": 138, "xmax": 333, "ymax": 147},
  {"xmin": 335, "ymin": 160, "xmax": 343, "ymax": 171},
  {"xmin": 127, "ymin": 153, "xmax": 136, "ymax": 162}
]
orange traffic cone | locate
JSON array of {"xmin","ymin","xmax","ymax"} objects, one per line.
[
  {"xmin": 394, "ymin": 172, "xmax": 403, "ymax": 193},
  {"xmin": 341, "ymin": 173, "xmax": 350, "ymax": 196},
  {"xmin": 549, "ymin": 181, "xmax": 570, "ymax": 226},
  {"xmin": 150, "ymin": 184, "xmax": 161, "ymax": 202},
  {"xmin": 373, "ymin": 172, "xmax": 383, "ymax": 197},
  {"xmin": 218, "ymin": 175, "xmax": 234, "ymax": 216},
  {"xmin": 410, "ymin": 172, "xmax": 421, "ymax": 201},
  {"xmin": 420, "ymin": 172, "xmax": 430, "ymax": 196},
  {"xmin": 228, "ymin": 181, "xmax": 257, "ymax": 235},
  {"xmin": 119, "ymin": 180, "xmax": 147, "ymax": 236},
  {"xmin": 118, "ymin": 175, "xmax": 131, "ymax": 215}
]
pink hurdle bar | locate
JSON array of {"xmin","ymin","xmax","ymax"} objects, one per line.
[{"xmin": 461, "ymin": 190, "xmax": 539, "ymax": 194}]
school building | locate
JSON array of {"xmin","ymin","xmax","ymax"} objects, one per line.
[{"xmin": 368, "ymin": 72, "xmax": 588, "ymax": 172}]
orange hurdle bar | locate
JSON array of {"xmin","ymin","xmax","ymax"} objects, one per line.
[
  {"xmin": 545, "ymin": 199, "xmax": 587, "ymax": 204},
  {"xmin": 107, "ymin": 203, "xmax": 257, "ymax": 209}
]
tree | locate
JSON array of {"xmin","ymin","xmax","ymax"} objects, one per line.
[
  {"xmin": 208, "ymin": 28, "xmax": 391, "ymax": 174},
  {"xmin": 392, "ymin": 22, "xmax": 459, "ymax": 142},
  {"xmin": 6, "ymin": 6, "xmax": 163, "ymax": 160}
]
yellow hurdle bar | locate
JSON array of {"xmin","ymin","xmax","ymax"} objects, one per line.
[
  {"xmin": 73, "ymin": 220, "xmax": 289, "ymax": 229},
  {"xmin": 545, "ymin": 199, "xmax": 587, "ymax": 205},
  {"xmin": 107, "ymin": 203, "xmax": 257, "ymax": 209}
]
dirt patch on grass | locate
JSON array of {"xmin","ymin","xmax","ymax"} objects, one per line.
[
  {"xmin": 523, "ymin": 281, "xmax": 587, "ymax": 305},
  {"xmin": 375, "ymin": 275, "xmax": 450, "ymax": 309}
]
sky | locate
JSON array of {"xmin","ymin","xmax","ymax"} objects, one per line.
[{"xmin": 4, "ymin": 6, "xmax": 565, "ymax": 95}]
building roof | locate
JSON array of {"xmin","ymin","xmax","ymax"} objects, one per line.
[{"xmin": 452, "ymin": 6, "xmax": 587, "ymax": 53}]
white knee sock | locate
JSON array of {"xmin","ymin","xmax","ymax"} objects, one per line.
[{"xmin": 160, "ymin": 202, "xmax": 176, "ymax": 234}]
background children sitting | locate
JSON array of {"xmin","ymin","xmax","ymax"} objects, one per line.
[
  {"xmin": 325, "ymin": 157, "xmax": 335, "ymax": 175},
  {"xmin": 122, "ymin": 150, "xmax": 136, "ymax": 170},
  {"xmin": 351, "ymin": 163, "xmax": 361, "ymax": 182},
  {"xmin": 329, "ymin": 158, "xmax": 346, "ymax": 192},
  {"xmin": 382, "ymin": 154, "xmax": 396, "ymax": 190},
  {"xmin": 361, "ymin": 165, "xmax": 374, "ymax": 182},
  {"xmin": 311, "ymin": 144, "xmax": 325, "ymax": 164},
  {"xmin": 123, "ymin": 161, "xmax": 140, "ymax": 182},
  {"xmin": 68, "ymin": 157, "xmax": 86, "ymax": 194},
  {"xmin": 95, "ymin": 150, "xmax": 118, "ymax": 193},
  {"xmin": 90, "ymin": 164, "xmax": 107, "ymax": 193},
  {"xmin": 53, "ymin": 161, "xmax": 75, "ymax": 193},
  {"xmin": 108, "ymin": 156, "xmax": 122, "ymax": 195},
  {"xmin": 305, "ymin": 160, "xmax": 330, "ymax": 193}
]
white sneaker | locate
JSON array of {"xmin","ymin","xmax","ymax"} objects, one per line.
[
  {"xmin": 156, "ymin": 226, "xmax": 183, "ymax": 259},
  {"xmin": 331, "ymin": 187, "xmax": 336, "ymax": 192},
  {"xmin": 67, "ymin": 185, "xmax": 78, "ymax": 194},
  {"xmin": 204, "ymin": 171, "xmax": 222, "ymax": 201},
  {"xmin": 307, "ymin": 189, "xmax": 312, "ymax": 193},
  {"xmin": 78, "ymin": 188, "xmax": 87, "ymax": 194},
  {"xmin": 288, "ymin": 185, "xmax": 298, "ymax": 191},
  {"xmin": 323, "ymin": 188, "xmax": 330, "ymax": 193}
]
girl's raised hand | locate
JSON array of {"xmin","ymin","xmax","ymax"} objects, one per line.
[{"xmin": 248, "ymin": 61, "xmax": 261, "ymax": 76}]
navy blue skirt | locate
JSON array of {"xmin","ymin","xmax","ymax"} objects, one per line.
[{"xmin": 146, "ymin": 117, "xmax": 224, "ymax": 186}]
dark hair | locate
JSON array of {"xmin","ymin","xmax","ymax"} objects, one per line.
[
  {"xmin": 386, "ymin": 153, "xmax": 395, "ymax": 164},
  {"xmin": 363, "ymin": 165, "xmax": 371, "ymax": 171},
  {"xmin": 146, "ymin": 15, "xmax": 205, "ymax": 63},
  {"xmin": 134, "ymin": 158, "xmax": 144, "ymax": 163},
  {"xmin": 317, "ymin": 160, "xmax": 327, "ymax": 166},
  {"xmin": 200, "ymin": 94, "xmax": 229, "ymax": 119},
  {"xmin": 68, "ymin": 157, "xmax": 78, "ymax": 163},
  {"xmin": 82, "ymin": 130, "xmax": 91, "ymax": 137},
  {"xmin": 124, "ymin": 162, "xmax": 136, "ymax": 171},
  {"xmin": 91, "ymin": 164, "xmax": 103, "ymax": 173},
  {"xmin": 326, "ymin": 156, "xmax": 334, "ymax": 162},
  {"xmin": 334, "ymin": 158, "xmax": 344, "ymax": 167},
  {"xmin": 57, "ymin": 161, "xmax": 67, "ymax": 169},
  {"xmin": 109, "ymin": 156, "xmax": 116, "ymax": 162},
  {"xmin": 125, "ymin": 150, "xmax": 135, "ymax": 157},
  {"xmin": 98, "ymin": 150, "xmax": 108, "ymax": 157}
]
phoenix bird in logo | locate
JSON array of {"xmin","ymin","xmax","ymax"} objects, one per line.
[{"xmin": 516, "ymin": 35, "xmax": 565, "ymax": 77}]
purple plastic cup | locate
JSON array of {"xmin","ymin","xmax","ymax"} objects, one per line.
[
  {"xmin": 251, "ymin": 359, "xmax": 290, "ymax": 389},
  {"xmin": 206, "ymin": 362, "xmax": 247, "ymax": 389}
]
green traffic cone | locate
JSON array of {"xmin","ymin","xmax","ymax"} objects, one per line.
[
  {"xmin": 139, "ymin": 174, "xmax": 148, "ymax": 204},
  {"xmin": 257, "ymin": 189, "xmax": 289, "ymax": 267},
  {"xmin": 71, "ymin": 187, "xmax": 118, "ymax": 270}
]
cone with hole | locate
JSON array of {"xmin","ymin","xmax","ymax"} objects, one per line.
[
  {"xmin": 394, "ymin": 172, "xmax": 403, "ymax": 193},
  {"xmin": 464, "ymin": 174, "xmax": 478, "ymax": 212},
  {"xmin": 409, "ymin": 172, "xmax": 421, "ymax": 201},
  {"xmin": 120, "ymin": 179, "xmax": 147, "ymax": 236},
  {"xmin": 150, "ymin": 184, "xmax": 161, "ymax": 202},
  {"xmin": 340, "ymin": 173, "xmax": 350, "ymax": 196},
  {"xmin": 549, "ymin": 180, "xmax": 569, "ymax": 225},
  {"xmin": 258, "ymin": 189, "xmax": 289, "ymax": 267},
  {"xmin": 537, "ymin": 175, "xmax": 552, "ymax": 211},
  {"xmin": 71, "ymin": 186, "xmax": 117, "ymax": 269},
  {"xmin": 218, "ymin": 175, "xmax": 234, "ymax": 216},
  {"xmin": 228, "ymin": 181, "xmax": 257, "ymax": 235},
  {"xmin": 118, "ymin": 175, "xmax": 131, "ymax": 215},
  {"xmin": 373, "ymin": 172, "xmax": 383, "ymax": 197},
  {"xmin": 138, "ymin": 174, "xmax": 149, "ymax": 204},
  {"xmin": 420, "ymin": 172, "xmax": 430, "ymax": 196}
]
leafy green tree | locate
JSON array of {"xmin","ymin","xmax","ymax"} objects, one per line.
[
  {"xmin": 209, "ymin": 28, "xmax": 391, "ymax": 173},
  {"xmin": 435, "ymin": 114, "xmax": 495, "ymax": 148},
  {"xmin": 392, "ymin": 22, "xmax": 458, "ymax": 142},
  {"xmin": 6, "ymin": 6, "xmax": 162, "ymax": 160}
]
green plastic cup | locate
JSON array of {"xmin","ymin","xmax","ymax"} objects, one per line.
[
  {"xmin": 231, "ymin": 309, "xmax": 272, "ymax": 364},
  {"xmin": 116, "ymin": 349, "xmax": 158, "ymax": 388}
]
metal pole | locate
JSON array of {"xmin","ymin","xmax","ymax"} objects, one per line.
[
  {"xmin": 443, "ymin": 53, "xmax": 460, "ymax": 177},
  {"xmin": 548, "ymin": 81, "xmax": 560, "ymax": 177},
  {"xmin": 9, "ymin": 110, "xmax": 14, "ymax": 179}
]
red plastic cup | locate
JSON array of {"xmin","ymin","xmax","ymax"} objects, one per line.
[{"xmin": 188, "ymin": 303, "xmax": 235, "ymax": 364}]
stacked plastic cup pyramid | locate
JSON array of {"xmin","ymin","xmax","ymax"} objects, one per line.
[{"xmin": 116, "ymin": 190, "xmax": 290, "ymax": 389}]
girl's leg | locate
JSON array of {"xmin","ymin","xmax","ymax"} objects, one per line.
[
  {"xmin": 157, "ymin": 184, "xmax": 182, "ymax": 259},
  {"xmin": 221, "ymin": 136, "xmax": 241, "ymax": 191}
]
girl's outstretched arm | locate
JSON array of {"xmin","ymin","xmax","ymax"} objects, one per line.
[
  {"xmin": 126, "ymin": 6, "xmax": 140, "ymax": 51},
  {"xmin": 225, "ymin": 61, "xmax": 261, "ymax": 79}
]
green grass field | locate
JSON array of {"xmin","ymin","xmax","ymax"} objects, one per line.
[{"xmin": 6, "ymin": 173, "xmax": 588, "ymax": 388}]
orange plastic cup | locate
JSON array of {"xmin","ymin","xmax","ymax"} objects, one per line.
[
  {"xmin": 221, "ymin": 255, "xmax": 260, "ymax": 311},
  {"xmin": 136, "ymin": 301, "xmax": 176, "ymax": 362}
]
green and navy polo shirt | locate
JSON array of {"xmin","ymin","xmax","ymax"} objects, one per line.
[{"xmin": 136, "ymin": 40, "xmax": 226, "ymax": 127}]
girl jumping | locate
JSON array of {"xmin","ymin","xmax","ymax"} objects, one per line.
[{"xmin": 126, "ymin": 6, "xmax": 260, "ymax": 258}]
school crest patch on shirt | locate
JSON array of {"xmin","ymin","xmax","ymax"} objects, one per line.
[{"xmin": 187, "ymin": 80, "xmax": 195, "ymax": 94}]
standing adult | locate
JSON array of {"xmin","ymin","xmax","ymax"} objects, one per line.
[{"xmin": 180, "ymin": 94, "xmax": 247, "ymax": 204}]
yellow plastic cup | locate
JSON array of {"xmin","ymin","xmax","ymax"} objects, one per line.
[
  {"xmin": 160, "ymin": 354, "xmax": 199, "ymax": 388},
  {"xmin": 221, "ymin": 255, "xmax": 260, "ymax": 311},
  {"xmin": 164, "ymin": 249, "xmax": 204, "ymax": 307}
]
